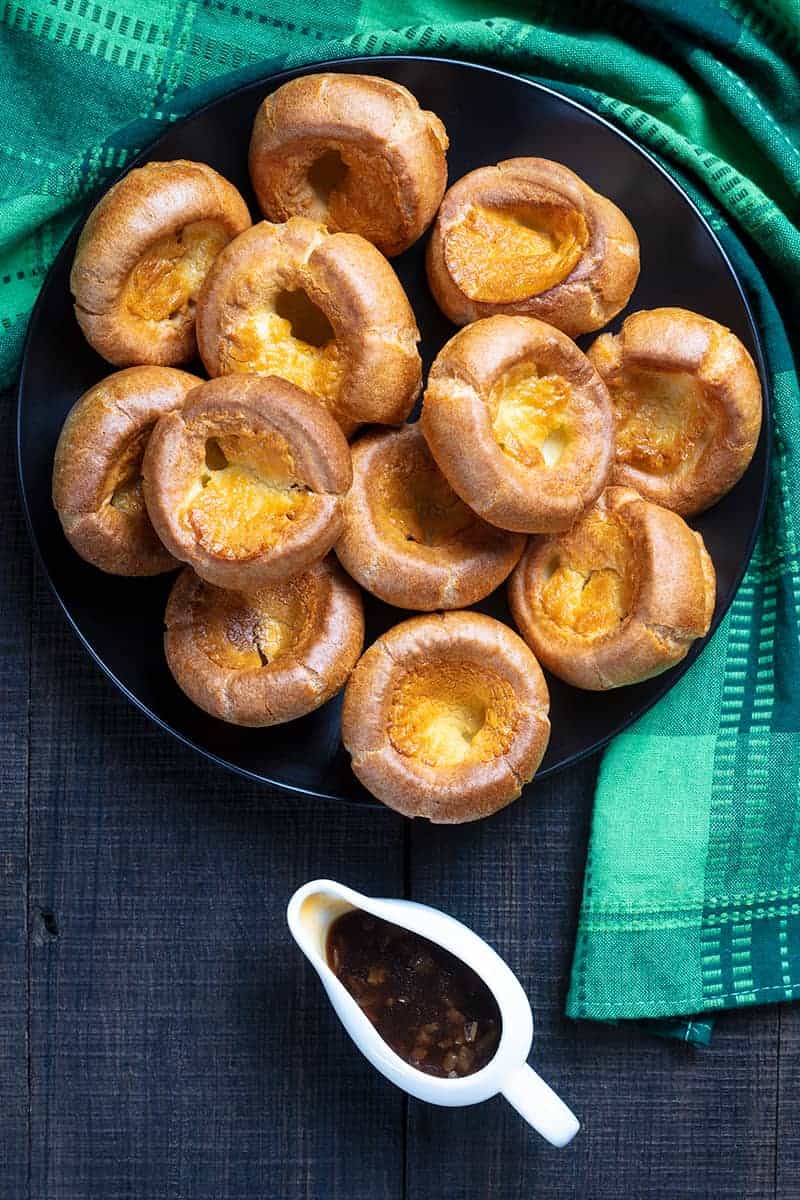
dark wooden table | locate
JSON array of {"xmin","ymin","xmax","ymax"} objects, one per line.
[{"xmin": 4, "ymin": 392, "xmax": 798, "ymax": 1200}]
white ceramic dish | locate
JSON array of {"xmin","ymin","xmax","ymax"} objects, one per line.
[{"xmin": 287, "ymin": 879, "xmax": 580, "ymax": 1147}]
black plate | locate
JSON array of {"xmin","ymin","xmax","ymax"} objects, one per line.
[{"xmin": 17, "ymin": 56, "xmax": 770, "ymax": 803}]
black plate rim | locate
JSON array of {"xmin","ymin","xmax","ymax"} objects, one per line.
[{"xmin": 16, "ymin": 53, "xmax": 772, "ymax": 805}]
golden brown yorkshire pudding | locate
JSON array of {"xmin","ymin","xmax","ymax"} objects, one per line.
[
  {"xmin": 508, "ymin": 486, "xmax": 716, "ymax": 690},
  {"xmin": 426, "ymin": 157, "xmax": 639, "ymax": 335},
  {"xmin": 142, "ymin": 374, "xmax": 352, "ymax": 589},
  {"xmin": 165, "ymin": 557, "xmax": 364, "ymax": 726},
  {"xmin": 71, "ymin": 160, "xmax": 251, "ymax": 366},
  {"xmin": 587, "ymin": 308, "xmax": 763, "ymax": 515},
  {"xmin": 52, "ymin": 366, "xmax": 201, "ymax": 575},
  {"xmin": 195, "ymin": 217, "xmax": 421, "ymax": 434},
  {"xmin": 341, "ymin": 611, "xmax": 550, "ymax": 822},
  {"xmin": 248, "ymin": 73, "xmax": 448, "ymax": 257},
  {"xmin": 421, "ymin": 315, "xmax": 614, "ymax": 533},
  {"xmin": 336, "ymin": 424, "xmax": 525, "ymax": 610}
]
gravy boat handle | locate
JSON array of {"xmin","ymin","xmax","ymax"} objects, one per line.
[{"xmin": 501, "ymin": 1063, "xmax": 580, "ymax": 1148}]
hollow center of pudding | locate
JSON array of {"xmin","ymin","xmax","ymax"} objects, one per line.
[
  {"xmin": 541, "ymin": 507, "xmax": 636, "ymax": 639},
  {"xmin": 378, "ymin": 448, "xmax": 476, "ymax": 548},
  {"xmin": 307, "ymin": 149, "xmax": 349, "ymax": 213},
  {"xmin": 487, "ymin": 363, "xmax": 572, "ymax": 469},
  {"xmin": 110, "ymin": 476, "xmax": 145, "ymax": 514},
  {"xmin": 389, "ymin": 661, "xmax": 517, "ymax": 768},
  {"xmin": 196, "ymin": 574, "xmax": 315, "ymax": 670},
  {"xmin": 183, "ymin": 431, "xmax": 311, "ymax": 560},
  {"xmin": 220, "ymin": 288, "xmax": 344, "ymax": 409},
  {"xmin": 124, "ymin": 219, "xmax": 230, "ymax": 323},
  {"xmin": 445, "ymin": 202, "xmax": 588, "ymax": 303},
  {"xmin": 612, "ymin": 368, "xmax": 714, "ymax": 476},
  {"xmin": 301, "ymin": 142, "xmax": 400, "ymax": 247},
  {"xmin": 106, "ymin": 426, "xmax": 151, "ymax": 515}
]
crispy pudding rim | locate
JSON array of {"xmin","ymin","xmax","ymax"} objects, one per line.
[
  {"xmin": 341, "ymin": 611, "xmax": 551, "ymax": 819},
  {"xmin": 142, "ymin": 374, "xmax": 352, "ymax": 587},
  {"xmin": 421, "ymin": 315, "xmax": 615, "ymax": 534},
  {"xmin": 52, "ymin": 365, "xmax": 203, "ymax": 575},
  {"xmin": 508, "ymin": 486, "xmax": 718, "ymax": 690},
  {"xmin": 69, "ymin": 159, "xmax": 251, "ymax": 365},
  {"xmin": 426, "ymin": 155, "xmax": 640, "ymax": 336},
  {"xmin": 587, "ymin": 306, "xmax": 764, "ymax": 516},
  {"xmin": 247, "ymin": 72, "xmax": 449, "ymax": 257},
  {"xmin": 164, "ymin": 555, "xmax": 365, "ymax": 726},
  {"xmin": 336, "ymin": 422, "xmax": 526, "ymax": 610},
  {"xmin": 195, "ymin": 216, "xmax": 422, "ymax": 432}
]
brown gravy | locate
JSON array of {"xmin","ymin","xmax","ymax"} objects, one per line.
[{"xmin": 326, "ymin": 909, "xmax": 501, "ymax": 1077}]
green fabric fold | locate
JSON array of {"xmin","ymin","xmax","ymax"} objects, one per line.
[{"xmin": 3, "ymin": 0, "xmax": 798, "ymax": 1040}]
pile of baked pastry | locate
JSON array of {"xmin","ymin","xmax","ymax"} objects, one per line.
[{"xmin": 52, "ymin": 72, "xmax": 762, "ymax": 824}]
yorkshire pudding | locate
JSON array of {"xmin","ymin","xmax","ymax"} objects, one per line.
[
  {"xmin": 142, "ymin": 374, "xmax": 352, "ymax": 589},
  {"xmin": 52, "ymin": 365, "xmax": 201, "ymax": 575},
  {"xmin": 421, "ymin": 315, "xmax": 614, "ymax": 533},
  {"xmin": 341, "ymin": 611, "xmax": 550, "ymax": 822},
  {"xmin": 71, "ymin": 160, "xmax": 251, "ymax": 366},
  {"xmin": 165, "ymin": 557, "xmax": 364, "ymax": 726},
  {"xmin": 195, "ymin": 217, "xmax": 421, "ymax": 433},
  {"xmin": 248, "ymin": 73, "xmax": 448, "ymax": 257},
  {"xmin": 336, "ymin": 424, "xmax": 525, "ymax": 610},
  {"xmin": 587, "ymin": 307, "xmax": 763, "ymax": 515},
  {"xmin": 426, "ymin": 157, "xmax": 639, "ymax": 335},
  {"xmin": 508, "ymin": 486, "xmax": 716, "ymax": 690}
]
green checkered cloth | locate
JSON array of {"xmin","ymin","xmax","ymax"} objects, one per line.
[{"xmin": 4, "ymin": 1, "xmax": 799, "ymax": 1041}]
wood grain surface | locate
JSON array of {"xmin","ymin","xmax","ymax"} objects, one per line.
[{"xmin": 3, "ymin": 391, "xmax": 799, "ymax": 1199}]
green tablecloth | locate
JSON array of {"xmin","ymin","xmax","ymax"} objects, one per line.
[{"xmin": 4, "ymin": 0, "xmax": 799, "ymax": 1041}]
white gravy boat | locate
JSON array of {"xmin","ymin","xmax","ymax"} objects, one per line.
[{"xmin": 287, "ymin": 879, "xmax": 579, "ymax": 1147}]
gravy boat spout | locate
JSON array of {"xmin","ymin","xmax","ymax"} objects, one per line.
[{"xmin": 287, "ymin": 879, "xmax": 579, "ymax": 1147}]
